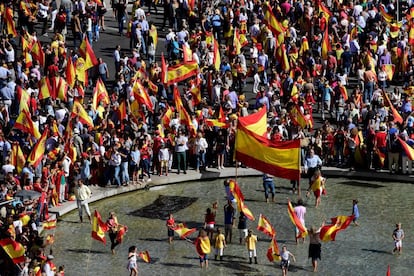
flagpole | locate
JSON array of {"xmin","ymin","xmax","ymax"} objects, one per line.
[{"xmin": 298, "ymin": 141, "xmax": 301, "ymax": 197}]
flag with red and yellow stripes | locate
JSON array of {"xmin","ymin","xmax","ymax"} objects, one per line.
[
  {"xmin": 166, "ymin": 61, "xmax": 198, "ymax": 85},
  {"xmin": 287, "ymin": 199, "xmax": 308, "ymax": 238},
  {"xmin": 266, "ymin": 237, "xmax": 281, "ymax": 262},
  {"xmin": 92, "ymin": 78, "xmax": 110, "ymax": 110},
  {"xmin": 173, "ymin": 223, "xmax": 197, "ymax": 239},
  {"xmin": 92, "ymin": 210, "xmax": 108, "ymax": 244},
  {"xmin": 4, "ymin": 8, "xmax": 17, "ymax": 37},
  {"xmin": 0, "ymin": 238, "xmax": 25, "ymax": 264},
  {"xmin": 10, "ymin": 143, "xmax": 25, "ymax": 174},
  {"xmin": 257, "ymin": 214, "xmax": 276, "ymax": 237},
  {"xmin": 139, "ymin": 251, "xmax": 151, "ymax": 263},
  {"xmin": 319, "ymin": 215, "xmax": 354, "ymax": 242},
  {"xmin": 71, "ymin": 101, "xmax": 94, "ymax": 128},
  {"xmin": 43, "ymin": 218, "xmax": 57, "ymax": 230},
  {"xmin": 14, "ymin": 109, "xmax": 41, "ymax": 139}
]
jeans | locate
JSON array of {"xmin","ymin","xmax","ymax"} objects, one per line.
[
  {"xmin": 176, "ymin": 151, "xmax": 186, "ymax": 173},
  {"xmin": 120, "ymin": 161, "xmax": 129, "ymax": 183},
  {"xmin": 196, "ymin": 152, "xmax": 206, "ymax": 170},
  {"xmin": 74, "ymin": 32, "xmax": 83, "ymax": 49},
  {"xmin": 263, "ymin": 180, "xmax": 275, "ymax": 199},
  {"xmin": 364, "ymin": 81, "xmax": 374, "ymax": 103},
  {"xmin": 118, "ymin": 17, "xmax": 125, "ymax": 34},
  {"xmin": 140, "ymin": 158, "xmax": 150, "ymax": 179},
  {"xmin": 112, "ymin": 165, "xmax": 121, "ymax": 186}
]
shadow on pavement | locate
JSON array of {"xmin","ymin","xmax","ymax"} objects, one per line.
[
  {"xmin": 336, "ymin": 181, "xmax": 385, "ymax": 188},
  {"xmin": 66, "ymin": 248, "xmax": 106, "ymax": 254}
]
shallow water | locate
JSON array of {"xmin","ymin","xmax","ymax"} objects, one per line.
[{"xmin": 49, "ymin": 177, "xmax": 414, "ymax": 276}]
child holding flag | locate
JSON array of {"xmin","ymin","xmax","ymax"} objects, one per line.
[
  {"xmin": 195, "ymin": 229, "xmax": 211, "ymax": 268},
  {"xmin": 127, "ymin": 246, "xmax": 139, "ymax": 276},
  {"xmin": 166, "ymin": 213, "xmax": 176, "ymax": 244}
]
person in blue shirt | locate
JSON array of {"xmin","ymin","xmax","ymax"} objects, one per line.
[
  {"xmin": 352, "ymin": 199, "xmax": 359, "ymax": 226},
  {"xmin": 223, "ymin": 200, "xmax": 235, "ymax": 243}
]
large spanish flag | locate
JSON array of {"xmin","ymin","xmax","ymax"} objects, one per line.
[
  {"xmin": 79, "ymin": 37, "xmax": 98, "ymax": 70},
  {"xmin": 166, "ymin": 61, "xmax": 198, "ymax": 85},
  {"xmin": 14, "ymin": 109, "xmax": 41, "ymax": 139},
  {"xmin": 263, "ymin": 3, "xmax": 286, "ymax": 36},
  {"xmin": 319, "ymin": 215, "xmax": 354, "ymax": 242},
  {"xmin": 257, "ymin": 214, "xmax": 275, "ymax": 237},
  {"xmin": 92, "ymin": 210, "xmax": 108, "ymax": 244},
  {"xmin": 287, "ymin": 199, "xmax": 308, "ymax": 238},
  {"xmin": 0, "ymin": 238, "xmax": 25, "ymax": 264},
  {"xmin": 27, "ymin": 127, "xmax": 49, "ymax": 167},
  {"xmin": 71, "ymin": 101, "xmax": 94, "ymax": 128},
  {"xmin": 237, "ymin": 107, "xmax": 267, "ymax": 137},
  {"xmin": 236, "ymin": 111, "xmax": 300, "ymax": 180},
  {"xmin": 398, "ymin": 137, "xmax": 414, "ymax": 160},
  {"xmin": 92, "ymin": 78, "xmax": 110, "ymax": 110},
  {"xmin": 173, "ymin": 223, "xmax": 197, "ymax": 239},
  {"xmin": 266, "ymin": 237, "xmax": 281, "ymax": 262}
]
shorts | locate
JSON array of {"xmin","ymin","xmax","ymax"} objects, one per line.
[
  {"xmin": 280, "ymin": 259, "xmax": 290, "ymax": 269},
  {"xmin": 206, "ymin": 223, "xmax": 214, "ymax": 230},
  {"xmin": 248, "ymin": 249, "xmax": 257, "ymax": 258},
  {"xmin": 313, "ymin": 189, "xmax": 321, "ymax": 198},
  {"xmin": 239, "ymin": 229, "xmax": 248, "ymax": 239},
  {"xmin": 199, "ymin": 254, "xmax": 208, "ymax": 262},
  {"xmin": 215, "ymin": 247, "xmax": 224, "ymax": 256},
  {"xmin": 395, "ymin": 240, "xmax": 402, "ymax": 248},
  {"xmin": 160, "ymin": 160, "xmax": 168, "ymax": 167},
  {"xmin": 168, "ymin": 228, "xmax": 174, "ymax": 237}
]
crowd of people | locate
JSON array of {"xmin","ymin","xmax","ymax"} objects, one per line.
[{"xmin": 0, "ymin": 0, "xmax": 414, "ymax": 274}]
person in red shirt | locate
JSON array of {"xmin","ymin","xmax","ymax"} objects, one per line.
[
  {"xmin": 374, "ymin": 125, "xmax": 387, "ymax": 170},
  {"xmin": 166, "ymin": 213, "xmax": 176, "ymax": 244}
]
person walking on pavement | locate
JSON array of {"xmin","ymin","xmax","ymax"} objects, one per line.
[{"xmin": 74, "ymin": 179, "xmax": 92, "ymax": 223}]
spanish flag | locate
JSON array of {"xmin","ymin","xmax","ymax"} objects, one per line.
[
  {"xmin": 382, "ymin": 64, "xmax": 396, "ymax": 81},
  {"xmin": 66, "ymin": 56, "xmax": 76, "ymax": 88},
  {"xmin": 172, "ymin": 223, "xmax": 197, "ymax": 239},
  {"xmin": 398, "ymin": 137, "xmax": 414, "ymax": 160},
  {"xmin": 382, "ymin": 90, "xmax": 403, "ymax": 124},
  {"xmin": 183, "ymin": 44, "xmax": 192, "ymax": 62},
  {"xmin": 161, "ymin": 106, "xmax": 174, "ymax": 129},
  {"xmin": 4, "ymin": 8, "xmax": 17, "ymax": 37},
  {"xmin": 319, "ymin": 215, "xmax": 354, "ymax": 242},
  {"xmin": 287, "ymin": 199, "xmax": 308, "ymax": 238},
  {"xmin": 0, "ymin": 238, "xmax": 25, "ymax": 264},
  {"xmin": 71, "ymin": 101, "xmax": 94, "ymax": 128},
  {"xmin": 228, "ymin": 180, "xmax": 255, "ymax": 220},
  {"xmin": 10, "ymin": 143, "xmax": 25, "ymax": 174},
  {"xmin": 263, "ymin": 2, "xmax": 286, "ymax": 36},
  {"xmin": 195, "ymin": 236, "xmax": 211, "ymax": 257},
  {"xmin": 116, "ymin": 225, "xmax": 128, "ymax": 243},
  {"xmin": 19, "ymin": 214, "xmax": 30, "ymax": 226},
  {"xmin": 233, "ymin": 28, "xmax": 242, "ymax": 55},
  {"xmin": 266, "ymin": 237, "xmax": 281, "ymax": 262},
  {"xmin": 379, "ymin": 4, "xmax": 393, "ymax": 23},
  {"xmin": 237, "ymin": 107, "xmax": 267, "ymax": 137},
  {"xmin": 166, "ymin": 61, "xmax": 198, "ymax": 85},
  {"xmin": 205, "ymin": 119, "xmax": 229, "ymax": 129},
  {"xmin": 299, "ymin": 37, "xmax": 309, "ymax": 56},
  {"xmin": 190, "ymin": 84, "xmax": 201, "ymax": 106},
  {"xmin": 31, "ymin": 40, "xmax": 45, "ymax": 67},
  {"xmin": 25, "ymin": 51, "xmax": 33, "ymax": 68},
  {"xmin": 79, "ymin": 37, "xmax": 98, "ymax": 70},
  {"xmin": 173, "ymin": 85, "xmax": 184, "ymax": 113},
  {"xmin": 257, "ymin": 214, "xmax": 276, "ymax": 237},
  {"xmin": 119, "ymin": 100, "xmax": 127, "ymax": 122},
  {"xmin": 321, "ymin": 27, "xmax": 331, "ymax": 60},
  {"xmin": 45, "ymin": 234, "xmax": 55, "ymax": 245},
  {"xmin": 92, "ymin": 78, "xmax": 110, "ymax": 110},
  {"xmin": 318, "ymin": 3, "xmax": 332, "ymax": 19},
  {"xmin": 14, "ymin": 109, "xmax": 41, "ymax": 139},
  {"xmin": 213, "ymin": 36, "xmax": 221, "ymax": 71},
  {"xmin": 389, "ymin": 22, "xmax": 401, "ymax": 39},
  {"xmin": 179, "ymin": 105, "xmax": 197, "ymax": 137},
  {"xmin": 92, "ymin": 210, "xmax": 108, "ymax": 244},
  {"xmin": 276, "ymin": 44, "xmax": 290, "ymax": 72},
  {"xmin": 139, "ymin": 251, "xmax": 151, "ymax": 263},
  {"xmin": 43, "ymin": 218, "xmax": 57, "ymax": 230},
  {"xmin": 17, "ymin": 86, "xmax": 30, "ymax": 112},
  {"xmin": 338, "ymin": 84, "xmax": 349, "ymax": 101},
  {"xmin": 38, "ymin": 77, "xmax": 51, "ymax": 100},
  {"xmin": 75, "ymin": 57, "xmax": 88, "ymax": 85},
  {"xmin": 132, "ymin": 80, "xmax": 154, "ymax": 112},
  {"xmin": 27, "ymin": 126, "xmax": 49, "ymax": 167},
  {"xmin": 149, "ymin": 24, "xmax": 158, "ymax": 51},
  {"xmin": 55, "ymin": 76, "xmax": 68, "ymax": 101},
  {"xmin": 47, "ymin": 147, "xmax": 61, "ymax": 161},
  {"xmin": 236, "ymin": 114, "xmax": 301, "ymax": 180}
]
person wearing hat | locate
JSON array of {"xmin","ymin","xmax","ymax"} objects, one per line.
[{"xmin": 43, "ymin": 255, "xmax": 56, "ymax": 276}]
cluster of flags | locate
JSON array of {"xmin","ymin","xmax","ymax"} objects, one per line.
[
  {"xmin": 255, "ymin": 214, "xmax": 281, "ymax": 262},
  {"xmin": 235, "ymin": 107, "xmax": 301, "ymax": 181}
]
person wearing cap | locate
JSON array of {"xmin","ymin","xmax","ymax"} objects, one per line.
[{"xmin": 43, "ymin": 255, "xmax": 56, "ymax": 276}]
